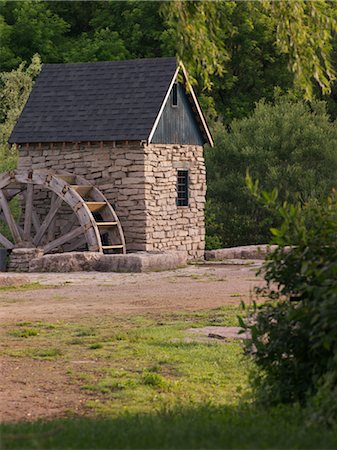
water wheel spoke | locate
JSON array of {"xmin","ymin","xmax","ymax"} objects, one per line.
[
  {"xmin": 0, "ymin": 170, "xmax": 126, "ymax": 256},
  {"xmin": 33, "ymin": 196, "xmax": 63, "ymax": 246},
  {"xmin": 0, "ymin": 232, "xmax": 14, "ymax": 249},
  {"xmin": 63, "ymin": 235, "xmax": 87, "ymax": 252},
  {"xmin": 0, "ymin": 189, "xmax": 22, "ymax": 243},
  {"xmin": 32, "ymin": 207, "xmax": 41, "ymax": 233},
  {"xmin": 23, "ymin": 183, "xmax": 34, "ymax": 241},
  {"xmin": 47, "ymin": 193, "xmax": 57, "ymax": 241},
  {"xmin": 43, "ymin": 226, "xmax": 83, "ymax": 253}
]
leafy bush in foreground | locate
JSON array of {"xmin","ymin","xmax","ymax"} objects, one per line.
[{"xmin": 241, "ymin": 183, "xmax": 337, "ymax": 424}]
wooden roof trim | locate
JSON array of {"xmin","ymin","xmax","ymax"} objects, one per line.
[
  {"xmin": 148, "ymin": 66, "xmax": 180, "ymax": 144},
  {"xmin": 179, "ymin": 63, "xmax": 214, "ymax": 147}
]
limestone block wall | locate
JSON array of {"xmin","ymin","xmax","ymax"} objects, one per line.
[
  {"xmin": 18, "ymin": 141, "xmax": 206, "ymax": 259},
  {"xmin": 143, "ymin": 144, "xmax": 206, "ymax": 259},
  {"xmin": 18, "ymin": 141, "xmax": 147, "ymax": 251}
]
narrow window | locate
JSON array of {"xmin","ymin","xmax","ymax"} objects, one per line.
[
  {"xmin": 172, "ymin": 82, "xmax": 178, "ymax": 107},
  {"xmin": 177, "ymin": 170, "xmax": 189, "ymax": 206}
]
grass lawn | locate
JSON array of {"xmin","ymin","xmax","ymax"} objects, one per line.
[{"xmin": 1, "ymin": 305, "xmax": 336, "ymax": 449}]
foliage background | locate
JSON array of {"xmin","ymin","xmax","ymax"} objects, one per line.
[{"xmin": 1, "ymin": 0, "xmax": 337, "ymax": 248}]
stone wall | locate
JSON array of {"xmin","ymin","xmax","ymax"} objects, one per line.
[
  {"xmin": 143, "ymin": 144, "xmax": 206, "ymax": 259},
  {"xmin": 18, "ymin": 141, "xmax": 205, "ymax": 259}
]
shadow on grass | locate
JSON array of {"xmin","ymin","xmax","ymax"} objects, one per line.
[{"xmin": 1, "ymin": 404, "xmax": 337, "ymax": 449}]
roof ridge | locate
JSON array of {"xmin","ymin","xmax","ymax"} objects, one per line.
[{"xmin": 43, "ymin": 56, "xmax": 177, "ymax": 68}]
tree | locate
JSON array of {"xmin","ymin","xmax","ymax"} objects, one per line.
[
  {"xmin": 0, "ymin": 54, "xmax": 41, "ymax": 171},
  {"xmin": 0, "ymin": 1, "xmax": 69, "ymax": 65},
  {"xmin": 205, "ymin": 95, "xmax": 337, "ymax": 248},
  {"xmin": 161, "ymin": 0, "xmax": 337, "ymax": 99},
  {"xmin": 89, "ymin": 1, "xmax": 167, "ymax": 59},
  {"xmin": 63, "ymin": 29, "xmax": 129, "ymax": 63}
]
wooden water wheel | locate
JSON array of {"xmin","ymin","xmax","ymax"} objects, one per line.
[{"xmin": 0, "ymin": 170, "xmax": 126, "ymax": 254}]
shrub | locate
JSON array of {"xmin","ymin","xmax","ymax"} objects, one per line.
[
  {"xmin": 241, "ymin": 185, "xmax": 337, "ymax": 423},
  {"xmin": 206, "ymin": 95, "xmax": 337, "ymax": 247}
]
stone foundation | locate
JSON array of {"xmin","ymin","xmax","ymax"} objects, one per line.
[
  {"xmin": 29, "ymin": 251, "xmax": 187, "ymax": 273},
  {"xmin": 8, "ymin": 248, "xmax": 44, "ymax": 272},
  {"xmin": 18, "ymin": 141, "xmax": 206, "ymax": 259}
]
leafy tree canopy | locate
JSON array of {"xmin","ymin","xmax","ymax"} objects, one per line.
[
  {"xmin": 1, "ymin": 1, "xmax": 337, "ymax": 121},
  {"xmin": 0, "ymin": 53, "xmax": 41, "ymax": 170},
  {"xmin": 205, "ymin": 95, "xmax": 337, "ymax": 248},
  {"xmin": 162, "ymin": 0, "xmax": 337, "ymax": 100}
]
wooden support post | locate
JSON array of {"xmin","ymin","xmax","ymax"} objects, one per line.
[{"xmin": 23, "ymin": 183, "xmax": 34, "ymax": 241}]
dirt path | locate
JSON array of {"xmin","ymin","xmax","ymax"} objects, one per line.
[
  {"xmin": 0, "ymin": 262, "xmax": 263, "ymax": 423},
  {"xmin": 0, "ymin": 263, "xmax": 262, "ymax": 323}
]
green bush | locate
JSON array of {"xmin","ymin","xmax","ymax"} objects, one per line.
[
  {"xmin": 206, "ymin": 95, "xmax": 337, "ymax": 248},
  {"xmin": 241, "ymin": 186, "xmax": 337, "ymax": 423}
]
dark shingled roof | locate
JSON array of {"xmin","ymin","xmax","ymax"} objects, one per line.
[{"xmin": 9, "ymin": 57, "xmax": 178, "ymax": 144}]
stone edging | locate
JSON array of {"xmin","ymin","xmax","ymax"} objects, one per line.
[
  {"xmin": 29, "ymin": 251, "xmax": 187, "ymax": 273},
  {"xmin": 204, "ymin": 244, "xmax": 279, "ymax": 261}
]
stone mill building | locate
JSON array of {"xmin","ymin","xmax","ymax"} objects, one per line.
[{"xmin": 9, "ymin": 57, "xmax": 213, "ymax": 260}]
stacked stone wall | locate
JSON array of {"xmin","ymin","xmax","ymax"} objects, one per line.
[
  {"xmin": 144, "ymin": 144, "xmax": 206, "ymax": 259},
  {"xmin": 18, "ymin": 141, "xmax": 147, "ymax": 251},
  {"xmin": 18, "ymin": 141, "xmax": 206, "ymax": 259}
]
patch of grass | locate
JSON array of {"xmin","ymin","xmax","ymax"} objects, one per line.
[
  {"xmin": 74, "ymin": 328, "xmax": 96, "ymax": 337},
  {"xmin": 141, "ymin": 370, "xmax": 168, "ymax": 388},
  {"xmin": 1, "ymin": 405, "xmax": 337, "ymax": 449},
  {"xmin": 15, "ymin": 321, "xmax": 33, "ymax": 327},
  {"xmin": 0, "ymin": 282, "xmax": 44, "ymax": 292},
  {"xmin": 89, "ymin": 343, "xmax": 103, "ymax": 350},
  {"xmin": 9, "ymin": 328, "xmax": 39, "ymax": 338},
  {"xmin": 30, "ymin": 347, "xmax": 62, "ymax": 360},
  {"xmin": 2, "ymin": 306, "xmax": 334, "ymax": 448}
]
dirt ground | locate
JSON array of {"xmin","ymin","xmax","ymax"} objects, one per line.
[{"xmin": 0, "ymin": 262, "xmax": 263, "ymax": 423}]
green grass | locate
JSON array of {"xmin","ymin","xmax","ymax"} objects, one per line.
[
  {"xmin": 0, "ymin": 282, "xmax": 46, "ymax": 292},
  {"xmin": 1, "ymin": 306, "xmax": 336, "ymax": 449},
  {"xmin": 9, "ymin": 328, "xmax": 39, "ymax": 338},
  {"xmin": 1, "ymin": 405, "xmax": 337, "ymax": 449}
]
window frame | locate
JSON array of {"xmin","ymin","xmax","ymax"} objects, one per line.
[
  {"xmin": 176, "ymin": 169, "xmax": 189, "ymax": 207},
  {"xmin": 171, "ymin": 82, "xmax": 178, "ymax": 108}
]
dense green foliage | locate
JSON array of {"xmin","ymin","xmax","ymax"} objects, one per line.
[
  {"xmin": 1, "ymin": 1, "xmax": 337, "ymax": 122},
  {"xmin": 162, "ymin": 0, "xmax": 337, "ymax": 99},
  {"xmin": 0, "ymin": 54, "xmax": 41, "ymax": 172},
  {"xmin": 205, "ymin": 96, "xmax": 337, "ymax": 248},
  {"xmin": 241, "ymin": 184, "xmax": 337, "ymax": 424}
]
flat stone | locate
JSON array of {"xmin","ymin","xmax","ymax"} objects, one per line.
[
  {"xmin": 29, "ymin": 252, "xmax": 101, "ymax": 273},
  {"xmin": 205, "ymin": 245, "xmax": 279, "ymax": 261},
  {"xmin": 186, "ymin": 326, "xmax": 251, "ymax": 340},
  {"xmin": 29, "ymin": 251, "xmax": 187, "ymax": 273}
]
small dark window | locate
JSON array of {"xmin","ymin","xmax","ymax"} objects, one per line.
[
  {"xmin": 172, "ymin": 83, "xmax": 178, "ymax": 107},
  {"xmin": 177, "ymin": 170, "xmax": 189, "ymax": 206}
]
